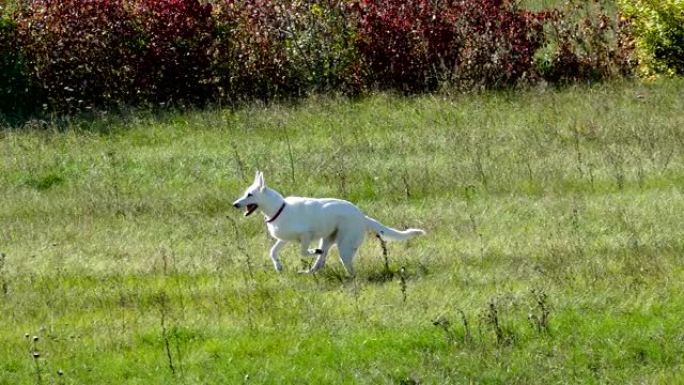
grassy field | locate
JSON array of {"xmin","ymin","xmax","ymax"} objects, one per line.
[{"xmin": 1, "ymin": 79, "xmax": 684, "ymax": 384}]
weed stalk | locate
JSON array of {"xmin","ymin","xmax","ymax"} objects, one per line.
[
  {"xmin": 399, "ymin": 266, "xmax": 407, "ymax": 303},
  {"xmin": 377, "ymin": 234, "xmax": 390, "ymax": 274},
  {"xmin": 573, "ymin": 123, "xmax": 584, "ymax": 178},
  {"xmin": 0, "ymin": 252, "xmax": 7, "ymax": 296},
  {"xmin": 27, "ymin": 334, "xmax": 42, "ymax": 385},
  {"xmin": 483, "ymin": 300, "xmax": 507, "ymax": 345},
  {"xmin": 226, "ymin": 215, "xmax": 255, "ymax": 329},
  {"xmin": 282, "ymin": 123, "xmax": 296, "ymax": 186},
  {"xmin": 156, "ymin": 292, "xmax": 176, "ymax": 376},
  {"xmin": 432, "ymin": 316, "xmax": 454, "ymax": 343},
  {"xmin": 529, "ymin": 289, "xmax": 551, "ymax": 334},
  {"xmin": 465, "ymin": 185, "xmax": 485, "ymax": 261},
  {"xmin": 457, "ymin": 308, "xmax": 472, "ymax": 344}
]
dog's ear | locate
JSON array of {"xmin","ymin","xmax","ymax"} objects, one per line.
[{"xmin": 257, "ymin": 171, "xmax": 265, "ymax": 191}]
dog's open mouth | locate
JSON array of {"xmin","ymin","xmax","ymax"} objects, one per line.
[{"xmin": 244, "ymin": 204, "xmax": 258, "ymax": 217}]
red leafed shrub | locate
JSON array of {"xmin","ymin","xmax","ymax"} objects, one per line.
[
  {"xmin": 16, "ymin": 0, "xmax": 214, "ymax": 112},
  {"xmin": 131, "ymin": 0, "xmax": 215, "ymax": 104},
  {"xmin": 450, "ymin": 0, "xmax": 546, "ymax": 89},
  {"xmin": 354, "ymin": 0, "xmax": 458, "ymax": 92},
  {"xmin": 354, "ymin": 0, "xmax": 546, "ymax": 91},
  {"xmin": 5, "ymin": 0, "xmax": 637, "ymax": 114},
  {"xmin": 16, "ymin": 0, "xmax": 137, "ymax": 111}
]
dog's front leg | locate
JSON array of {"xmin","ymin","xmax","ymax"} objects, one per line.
[
  {"xmin": 298, "ymin": 235, "xmax": 318, "ymax": 257},
  {"xmin": 269, "ymin": 239, "xmax": 286, "ymax": 272}
]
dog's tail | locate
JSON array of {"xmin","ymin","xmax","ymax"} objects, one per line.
[{"xmin": 365, "ymin": 216, "xmax": 425, "ymax": 241}]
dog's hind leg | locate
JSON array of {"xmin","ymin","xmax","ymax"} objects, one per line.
[
  {"xmin": 269, "ymin": 239, "xmax": 286, "ymax": 272},
  {"xmin": 336, "ymin": 230, "xmax": 364, "ymax": 276}
]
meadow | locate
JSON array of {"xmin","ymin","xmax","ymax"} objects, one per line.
[{"xmin": 1, "ymin": 79, "xmax": 684, "ymax": 384}]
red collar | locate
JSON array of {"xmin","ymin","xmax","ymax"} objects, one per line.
[{"xmin": 266, "ymin": 203, "xmax": 286, "ymax": 223}]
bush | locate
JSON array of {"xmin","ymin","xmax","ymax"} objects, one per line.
[
  {"xmin": 619, "ymin": 0, "xmax": 684, "ymax": 76},
  {"xmin": 353, "ymin": 0, "xmax": 458, "ymax": 92},
  {"xmin": 534, "ymin": 0, "xmax": 636, "ymax": 83},
  {"xmin": 449, "ymin": 0, "xmax": 546, "ymax": 89},
  {"xmin": 16, "ymin": 0, "xmax": 138, "ymax": 112},
  {"xmin": 0, "ymin": 7, "xmax": 35, "ymax": 117},
  {"xmin": 213, "ymin": 0, "xmax": 308, "ymax": 100},
  {"xmin": 281, "ymin": 0, "xmax": 360, "ymax": 94},
  {"xmin": 1, "ymin": 0, "xmax": 645, "ymax": 115},
  {"xmin": 130, "ymin": 0, "xmax": 215, "ymax": 104},
  {"xmin": 16, "ymin": 0, "xmax": 215, "ymax": 112},
  {"xmin": 354, "ymin": 0, "xmax": 546, "ymax": 92},
  {"xmin": 212, "ymin": 0, "xmax": 358, "ymax": 101}
]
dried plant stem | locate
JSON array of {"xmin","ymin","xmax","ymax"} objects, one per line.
[
  {"xmin": 457, "ymin": 308, "xmax": 472, "ymax": 344},
  {"xmin": 157, "ymin": 293, "xmax": 176, "ymax": 376},
  {"xmin": 226, "ymin": 215, "xmax": 255, "ymax": 329},
  {"xmin": 399, "ymin": 266, "xmax": 407, "ymax": 303}
]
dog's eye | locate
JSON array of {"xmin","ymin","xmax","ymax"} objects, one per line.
[{"xmin": 247, "ymin": 193, "xmax": 253, "ymax": 197}]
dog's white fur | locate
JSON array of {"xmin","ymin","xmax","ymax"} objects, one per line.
[{"xmin": 232, "ymin": 171, "xmax": 425, "ymax": 275}]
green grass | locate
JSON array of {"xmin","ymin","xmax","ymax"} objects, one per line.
[{"xmin": 1, "ymin": 79, "xmax": 684, "ymax": 384}]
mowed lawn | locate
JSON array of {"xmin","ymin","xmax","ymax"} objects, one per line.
[{"xmin": 1, "ymin": 80, "xmax": 683, "ymax": 384}]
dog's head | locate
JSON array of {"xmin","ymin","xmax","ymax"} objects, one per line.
[{"xmin": 233, "ymin": 171, "xmax": 266, "ymax": 217}]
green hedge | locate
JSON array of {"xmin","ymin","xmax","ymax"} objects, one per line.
[
  {"xmin": 0, "ymin": 12, "xmax": 35, "ymax": 117},
  {"xmin": 619, "ymin": 0, "xmax": 684, "ymax": 76}
]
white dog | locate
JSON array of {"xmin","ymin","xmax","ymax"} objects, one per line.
[{"xmin": 232, "ymin": 171, "xmax": 425, "ymax": 275}]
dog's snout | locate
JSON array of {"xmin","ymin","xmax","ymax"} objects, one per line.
[{"xmin": 233, "ymin": 202, "xmax": 240, "ymax": 208}]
